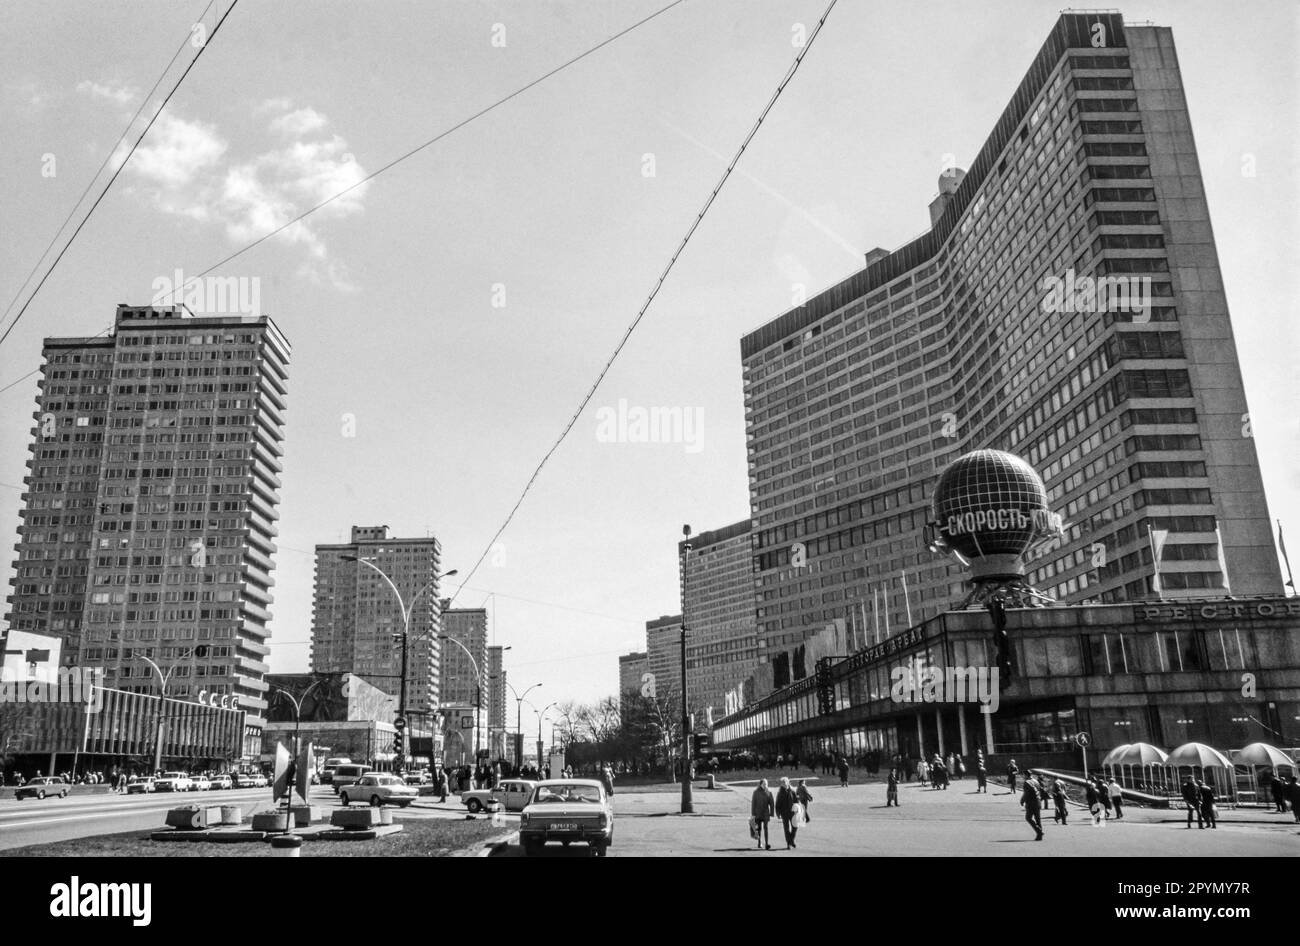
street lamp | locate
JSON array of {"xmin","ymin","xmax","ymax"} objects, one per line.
[
  {"xmin": 341, "ymin": 555, "xmax": 456, "ymax": 774},
  {"xmin": 507, "ymin": 681, "xmax": 542, "ymax": 770},
  {"xmin": 438, "ymin": 634, "xmax": 485, "ymax": 764},
  {"xmin": 679, "ymin": 523, "xmax": 694, "ymax": 813},
  {"xmin": 140, "ymin": 646, "xmax": 208, "ymax": 775},
  {"xmin": 528, "ymin": 700, "xmax": 557, "ymax": 775}
]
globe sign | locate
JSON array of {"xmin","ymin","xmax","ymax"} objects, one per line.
[{"xmin": 931, "ymin": 449, "xmax": 1062, "ymax": 562}]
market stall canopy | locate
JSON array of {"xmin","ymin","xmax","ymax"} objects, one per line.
[
  {"xmin": 1234, "ymin": 742, "xmax": 1297, "ymax": 769},
  {"xmin": 1106, "ymin": 743, "xmax": 1168, "ymax": 766},
  {"xmin": 1167, "ymin": 742, "xmax": 1233, "ymax": 769}
]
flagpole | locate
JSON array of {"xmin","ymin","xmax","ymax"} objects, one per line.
[
  {"xmin": 1214, "ymin": 525, "xmax": 1233, "ymax": 596},
  {"xmin": 873, "ymin": 587, "xmax": 881, "ymax": 645}
]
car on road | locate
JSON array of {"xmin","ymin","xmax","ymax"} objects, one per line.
[
  {"xmin": 15, "ymin": 776, "xmax": 70, "ymax": 800},
  {"xmin": 155, "ymin": 771, "xmax": 195, "ymax": 792},
  {"xmin": 190, "ymin": 774, "xmax": 211, "ymax": 791},
  {"xmin": 208, "ymin": 774, "xmax": 232, "ymax": 790},
  {"xmin": 321, "ymin": 757, "xmax": 352, "ymax": 785},
  {"xmin": 126, "ymin": 776, "xmax": 156, "ymax": 795},
  {"xmin": 519, "ymin": 779, "xmax": 614, "ymax": 857},
  {"xmin": 404, "ymin": 770, "xmax": 430, "ymax": 786},
  {"xmin": 231, "ymin": 772, "xmax": 267, "ymax": 789},
  {"xmin": 461, "ymin": 779, "xmax": 537, "ymax": 814},
  {"xmin": 339, "ymin": 773, "xmax": 419, "ymax": 808}
]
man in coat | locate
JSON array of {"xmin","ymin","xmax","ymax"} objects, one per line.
[
  {"xmin": 750, "ymin": 778, "xmax": 774, "ymax": 850},
  {"xmin": 1181, "ymin": 776, "xmax": 1203, "ymax": 829},
  {"xmin": 1198, "ymin": 780, "xmax": 1218, "ymax": 829},
  {"xmin": 1006, "ymin": 759, "xmax": 1019, "ymax": 794},
  {"xmin": 1269, "ymin": 771, "xmax": 1287, "ymax": 813},
  {"xmin": 775, "ymin": 777, "xmax": 800, "ymax": 849},
  {"xmin": 1051, "ymin": 778, "xmax": 1069, "ymax": 824},
  {"xmin": 1020, "ymin": 777, "xmax": 1044, "ymax": 840},
  {"xmin": 1286, "ymin": 776, "xmax": 1300, "ymax": 823}
]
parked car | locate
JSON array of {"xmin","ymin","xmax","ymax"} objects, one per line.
[
  {"xmin": 404, "ymin": 770, "xmax": 430, "ymax": 786},
  {"xmin": 231, "ymin": 772, "xmax": 264, "ymax": 789},
  {"xmin": 15, "ymin": 776, "xmax": 70, "ymax": 800},
  {"xmin": 208, "ymin": 774, "xmax": 233, "ymax": 790},
  {"xmin": 155, "ymin": 771, "xmax": 194, "ymax": 792},
  {"xmin": 190, "ymin": 774, "xmax": 211, "ymax": 792},
  {"xmin": 125, "ymin": 776, "xmax": 156, "ymax": 795},
  {"xmin": 339, "ymin": 773, "xmax": 419, "ymax": 808},
  {"xmin": 331, "ymin": 764, "xmax": 373, "ymax": 794},
  {"xmin": 519, "ymin": 780, "xmax": 614, "ymax": 857},
  {"xmin": 461, "ymin": 779, "xmax": 537, "ymax": 814}
]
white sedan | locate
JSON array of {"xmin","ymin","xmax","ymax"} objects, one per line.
[
  {"xmin": 339, "ymin": 773, "xmax": 419, "ymax": 808},
  {"xmin": 190, "ymin": 775, "xmax": 211, "ymax": 791}
]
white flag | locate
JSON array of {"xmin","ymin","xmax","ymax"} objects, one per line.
[
  {"xmin": 1215, "ymin": 525, "xmax": 1232, "ymax": 594},
  {"xmin": 1148, "ymin": 525, "xmax": 1169, "ymax": 596}
]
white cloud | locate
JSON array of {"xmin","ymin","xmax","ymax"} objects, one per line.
[
  {"xmin": 269, "ymin": 107, "xmax": 328, "ymax": 138},
  {"xmin": 76, "ymin": 80, "xmax": 138, "ymax": 107},
  {"xmin": 123, "ymin": 101, "xmax": 368, "ymax": 286}
]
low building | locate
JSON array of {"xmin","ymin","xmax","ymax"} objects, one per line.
[
  {"xmin": 711, "ymin": 595, "xmax": 1300, "ymax": 773},
  {"xmin": 260, "ymin": 672, "xmax": 410, "ymax": 771}
]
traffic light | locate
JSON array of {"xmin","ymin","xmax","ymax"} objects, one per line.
[
  {"xmin": 987, "ymin": 597, "xmax": 1012, "ymax": 681},
  {"xmin": 393, "ymin": 732, "xmax": 404, "ymax": 757},
  {"xmin": 694, "ymin": 732, "xmax": 711, "ymax": 759}
]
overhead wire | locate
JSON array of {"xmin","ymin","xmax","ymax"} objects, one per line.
[{"xmin": 448, "ymin": 0, "xmax": 841, "ymax": 606}]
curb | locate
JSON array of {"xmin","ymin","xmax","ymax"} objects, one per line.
[{"xmin": 474, "ymin": 830, "xmax": 517, "ymax": 857}]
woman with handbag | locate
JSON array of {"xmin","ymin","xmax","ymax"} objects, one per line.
[{"xmin": 795, "ymin": 779, "xmax": 813, "ymax": 823}]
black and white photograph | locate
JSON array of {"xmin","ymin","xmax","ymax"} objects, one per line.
[{"xmin": 0, "ymin": 0, "xmax": 1296, "ymax": 922}]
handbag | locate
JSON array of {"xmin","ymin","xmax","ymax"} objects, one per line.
[
  {"xmin": 791, "ymin": 801, "xmax": 804, "ymax": 825},
  {"xmin": 749, "ymin": 816, "xmax": 760, "ymax": 840}
]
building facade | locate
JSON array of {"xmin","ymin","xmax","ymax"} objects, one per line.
[
  {"xmin": 487, "ymin": 644, "xmax": 506, "ymax": 757},
  {"xmin": 645, "ymin": 615, "xmax": 683, "ymax": 705},
  {"xmin": 712, "ymin": 596, "xmax": 1300, "ymax": 783},
  {"xmin": 309, "ymin": 525, "xmax": 443, "ymax": 718},
  {"xmin": 680, "ymin": 521, "xmax": 760, "ymax": 720},
  {"xmin": 739, "ymin": 13, "xmax": 1281, "ymax": 692},
  {"xmin": 5, "ymin": 304, "xmax": 290, "ymax": 761},
  {"xmin": 261, "ymin": 671, "xmax": 402, "ymax": 770},
  {"xmin": 618, "ymin": 650, "xmax": 648, "ymax": 698}
]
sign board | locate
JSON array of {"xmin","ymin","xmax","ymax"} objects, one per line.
[
  {"xmin": 393, "ymin": 716, "xmax": 406, "ymax": 731},
  {"xmin": 1075, "ymin": 732, "xmax": 1091, "ymax": 748}
]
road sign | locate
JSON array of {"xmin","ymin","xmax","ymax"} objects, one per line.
[
  {"xmin": 1075, "ymin": 732, "xmax": 1091, "ymax": 747},
  {"xmin": 393, "ymin": 716, "xmax": 406, "ymax": 731}
]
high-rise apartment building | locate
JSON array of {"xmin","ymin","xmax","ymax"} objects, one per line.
[
  {"xmin": 440, "ymin": 603, "xmax": 487, "ymax": 706},
  {"xmin": 740, "ymin": 13, "xmax": 1281, "ymax": 683},
  {"xmin": 618, "ymin": 650, "xmax": 648, "ymax": 699},
  {"xmin": 4, "ymin": 304, "xmax": 289, "ymax": 755},
  {"xmin": 680, "ymin": 521, "xmax": 759, "ymax": 718},
  {"xmin": 310, "ymin": 525, "xmax": 442, "ymax": 716},
  {"xmin": 644, "ymin": 615, "xmax": 683, "ymax": 704},
  {"xmin": 487, "ymin": 644, "xmax": 506, "ymax": 743}
]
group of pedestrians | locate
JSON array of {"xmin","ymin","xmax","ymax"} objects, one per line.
[
  {"xmin": 1017, "ymin": 770, "xmax": 1128, "ymax": 839},
  {"xmin": 1180, "ymin": 775, "xmax": 1219, "ymax": 829},
  {"xmin": 1082, "ymin": 775, "xmax": 1124, "ymax": 824},
  {"xmin": 1261, "ymin": 770, "xmax": 1300, "ymax": 820},
  {"xmin": 749, "ymin": 777, "xmax": 812, "ymax": 850}
]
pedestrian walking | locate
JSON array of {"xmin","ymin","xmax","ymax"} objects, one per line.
[
  {"xmin": 1285, "ymin": 777, "xmax": 1300, "ymax": 823},
  {"xmin": 955, "ymin": 756, "xmax": 966, "ymax": 780},
  {"xmin": 750, "ymin": 778, "xmax": 774, "ymax": 850},
  {"xmin": 976, "ymin": 762, "xmax": 988, "ymax": 793},
  {"xmin": 917, "ymin": 759, "xmax": 929, "ymax": 786},
  {"xmin": 1085, "ymin": 778, "xmax": 1103, "ymax": 826},
  {"xmin": 1006, "ymin": 759, "xmax": 1019, "ymax": 794},
  {"xmin": 1096, "ymin": 777, "xmax": 1113, "ymax": 820},
  {"xmin": 837, "ymin": 757, "xmax": 850, "ymax": 788},
  {"xmin": 1269, "ymin": 772, "xmax": 1287, "ymax": 813},
  {"xmin": 887, "ymin": 768, "xmax": 900, "ymax": 807},
  {"xmin": 1050, "ymin": 778, "xmax": 1068, "ymax": 824},
  {"xmin": 776, "ymin": 777, "xmax": 800, "ymax": 849},
  {"xmin": 1108, "ymin": 777, "xmax": 1125, "ymax": 820},
  {"xmin": 1020, "ymin": 778, "xmax": 1044, "ymax": 840},
  {"xmin": 1181, "ymin": 776, "xmax": 1203, "ymax": 829},
  {"xmin": 795, "ymin": 779, "xmax": 813, "ymax": 823},
  {"xmin": 1198, "ymin": 780, "xmax": 1218, "ymax": 829}
]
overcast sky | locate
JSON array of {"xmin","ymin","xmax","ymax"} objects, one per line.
[{"xmin": 1, "ymin": 0, "xmax": 1296, "ymax": 709}]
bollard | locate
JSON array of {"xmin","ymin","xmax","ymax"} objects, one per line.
[
  {"xmin": 707, "ymin": 773, "xmax": 716, "ymax": 790},
  {"xmin": 270, "ymin": 834, "xmax": 302, "ymax": 858}
]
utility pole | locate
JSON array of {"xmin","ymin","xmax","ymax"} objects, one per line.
[{"xmin": 680, "ymin": 524, "xmax": 694, "ymax": 814}]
